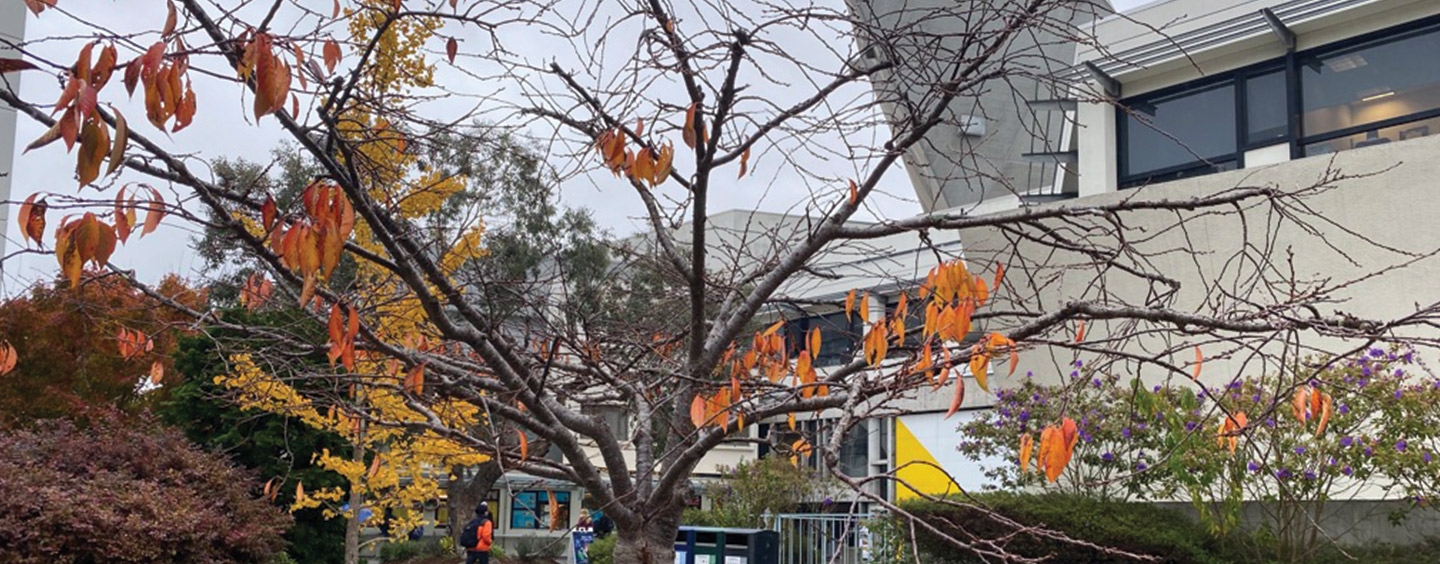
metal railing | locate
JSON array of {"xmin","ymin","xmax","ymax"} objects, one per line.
[{"xmin": 771, "ymin": 513, "xmax": 888, "ymax": 564}]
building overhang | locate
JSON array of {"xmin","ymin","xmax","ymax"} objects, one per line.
[{"xmin": 1066, "ymin": 0, "xmax": 1433, "ymax": 93}]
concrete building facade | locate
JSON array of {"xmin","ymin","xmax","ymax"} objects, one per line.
[{"xmin": 1, "ymin": 3, "xmax": 27, "ymax": 270}]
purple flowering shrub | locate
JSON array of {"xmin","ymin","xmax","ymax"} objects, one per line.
[
  {"xmin": 959, "ymin": 349, "xmax": 1440, "ymax": 562},
  {"xmin": 956, "ymin": 366, "xmax": 1183, "ymax": 498}
]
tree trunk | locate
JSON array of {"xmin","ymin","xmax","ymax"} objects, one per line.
[
  {"xmin": 612, "ymin": 506, "xmax": 684, "ymax": 564},
  {"xmin": 346, "ymin": 440, "xmax": 366, "ymax": 564},
  {"xmin": 447, "ymin": 460, "xmax": 505, "ymax": 544}
]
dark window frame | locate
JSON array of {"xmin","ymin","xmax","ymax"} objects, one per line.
[{"xmin": 1116, "ymin": 13, "xmax": 1440, "ymax": 189}]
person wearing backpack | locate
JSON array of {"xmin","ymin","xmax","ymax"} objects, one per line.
[{"xmin": 460, "ymin": 504, "xmax": 494, "ymax": 564}]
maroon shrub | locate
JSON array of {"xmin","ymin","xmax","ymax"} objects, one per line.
[{"xmin": 0, "ymin": 416, "xmax": 291, "ymax": 563}]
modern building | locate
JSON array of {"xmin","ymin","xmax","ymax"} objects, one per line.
[
  {"xmin": 748, "ymin": 0, "xmax": 1440, "ymax": 529},
  {"xmin": 0, "ymin": 3, "xmax": 26, "ymax": 272}
]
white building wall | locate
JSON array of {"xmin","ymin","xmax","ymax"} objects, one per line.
[{"xmin": 1, "ymin": 3, "xmax": 27, "ymax": 274}]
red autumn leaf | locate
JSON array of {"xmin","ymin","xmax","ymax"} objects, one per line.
[
  {"xmin": 323, "ymin": 39, "xmax": 341, "ymax": 74},
  {"xmin": 446, "ymin": 37, "xmax": 458, "ymax": 64},
  {"xmin": 261, "ymin": 194, "xmax": 278, "ymax": 232},
  {"xmin": 142, "ymin": 187, "xmax": 165, "ymax": 236},
  {"xmin": 0, "ymin": 58, "xmax": 39, "ymax": 74},
  {"xmin": 944, "ymin": 367, "xmax": 965, "ymax": 419}
]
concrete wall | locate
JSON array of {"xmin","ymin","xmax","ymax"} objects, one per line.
[
  {"xmin": 1, "ymin": 3, "xmax": 27, "ymax": 271},
  {"xmin": 851, "ymin": 0, "xmax": 1103, "ymax": 211},
  {"xmin": 981, "ymin": 131, "xmax": 1440, "ymax": 387}
]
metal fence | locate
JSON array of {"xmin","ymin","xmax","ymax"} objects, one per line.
[{"xmin": 771, "ymin": 513, "xmax": 887, "ymax": 564}]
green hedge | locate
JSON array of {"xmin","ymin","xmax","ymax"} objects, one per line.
[{"xmin": 898, "ymin": 493, "xmax": 1242, "ymax": 564}]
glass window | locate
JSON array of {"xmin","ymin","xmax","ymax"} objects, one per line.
[
  {"xmin": 1122, "ymin": 81, "xmax": 1237, "ymax": 180},
  {"xmin": 840, "ymin": 422, "xmax": 869, "ymax": 477},
  {"xmin": 1246, "ymin": 69, "xmax": 1288, "ymax": 145},
  {"xmin": 510, "ymin": 490, "xmax": 570, "ymax": 530},
  {"xmin": 1301, "ymin": 24, "xmax": 1440, "ymax": 138},
  {"xmin": 785, "ymin": 311, "xmax": 862, "ymax": 367},
  {"xmin": 1302, "ymin": 114, "xmax": 1440, "ymax": 156}
]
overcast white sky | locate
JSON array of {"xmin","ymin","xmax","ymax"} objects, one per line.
[{"xmin": 2, "ymin": 0, "xmax": 1155, "ymax": 293}]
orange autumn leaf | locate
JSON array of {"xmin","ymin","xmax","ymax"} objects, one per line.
[
  {"xmin": 404, "ymin": 363, "xmax": 424, "ymax": 394},
  {"xmin": 1075, "ymin": 320, "xmax": 1086, "ymax": 344},
  {"xmin": 517, "ymin": 430, "xmax": 530, "ymax": 461},
  {"xmin": 969, "ymin": 346, "xmax": 990, "ymax": 392},
  {"xmin": 323, "ymin": 39, "xmax": 342, "ymax": 74},
  {"xmin": 1314, "ymin": 393, "xmax": 1334, "ymax": 438},
  {"xmin": 844, "ymin": 289, "xmax": 856, "ymax": 321},
  {"xmin": 367, "ymin": 453, "xmax": 383, "ymax": 480},
  {"xmin": 848, "ymin": 180, "xmax": 858, "ymax": 206},
  {"xmin": 1291, "ymin": 387, "xmax": 1309, "ymax": 422},
  {"xmin": 689, "ymin": 394, "xmax": 707, "ymax": 428},
  {"xmin": 1218, "ymin": 411, "xmax": 1247, "ymax": 454},
  {"xmin": 18, "ymin": 193, "xmax": 46, "ymax": 245},
  {"xmin": 857, "ymin": 293, "xmax": 870, "ymax": 324},
  {"xmin": 944, "ymin": 370, "xmax": 965, "ymax": 419},
  {"xmin": 738, "ymin": 146, "xmax": 751, "ymax": 178},
  {"xmin": 1191, "ymin": 346, "xmax": 1203, "ymax": 381},
  {"xmin": 0, "ymin": 341, "xmax": 18, "ymax": 376},
  {"xmin": 992, "ymin": 263, "xmax": 1006, "ymax": 292},
  {"xmin": 1018, "ymin": 433, "xmax": 1034, "ymax": 474}
]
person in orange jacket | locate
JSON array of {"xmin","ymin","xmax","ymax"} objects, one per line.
[{"xmin": 460, "ymin": 504, "xmax": 494, "ymax": 564}]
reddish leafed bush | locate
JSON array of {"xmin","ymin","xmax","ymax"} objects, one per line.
[{"xmin": 0, "ymin": 416, "xmax": 291, "ymax": 563}]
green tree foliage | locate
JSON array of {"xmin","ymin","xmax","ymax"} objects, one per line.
[
  {"xmin": 160, "ymin": 317, "xmax": 350, "ymax": 564},
  {"xmin": 0, "ymin": 414, "xmax": 291, "ymax": 563},
  {"xmin": 683, "ymin": 457, "xmax": 831, "ymax": 528}
]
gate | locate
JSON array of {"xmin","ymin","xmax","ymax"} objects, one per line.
[{"xmin": 770, "ymin": 513, "xmax": 885, "ymax": 564}]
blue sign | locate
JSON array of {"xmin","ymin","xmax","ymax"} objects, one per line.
[{"xmin": 574, "ymin": 527, "xmax": 595, "ymax": 564}]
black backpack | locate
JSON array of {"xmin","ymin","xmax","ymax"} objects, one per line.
[{"xmin": 460, "ymin": 517, "xmax": 487, "ymax": 550}]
